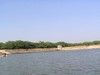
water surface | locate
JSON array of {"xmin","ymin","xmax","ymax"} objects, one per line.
[{"xmin": 0, "ymin": 49, "xmax": 100, "ymax": 75}]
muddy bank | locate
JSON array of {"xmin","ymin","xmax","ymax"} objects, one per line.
[
  {"xmin": 0, "ymin": 45, "xmax": 100, "ymax": 56},
  {"xmin": 0, "ymin": 48, "xmax": 58, "ymax": 55}
]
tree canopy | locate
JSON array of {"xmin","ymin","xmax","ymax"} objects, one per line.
[{"xmin": 0, "ymin": 40, "xmax": 100, "ymax": 49}]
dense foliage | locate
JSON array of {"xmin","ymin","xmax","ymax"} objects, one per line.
[{"xmin": 0, "ymin": 40, "xmax": 100, "ymax": 49}]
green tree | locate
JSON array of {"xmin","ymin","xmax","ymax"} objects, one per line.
[
  {"xmin": 0, "ymin": 42, "xmax": 4, "ymax": 49},
  {"xmin": 5, "ymin": 41, "xmax": 15, "ymax": 49},
  {"xmin": 56, "ymin": 42, "xmax": 68, "ymax": 47}
]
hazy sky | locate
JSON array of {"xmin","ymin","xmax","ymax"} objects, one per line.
[{"xmin": 0, "ymin": 0, "xmax": 100, "ymax": 42}]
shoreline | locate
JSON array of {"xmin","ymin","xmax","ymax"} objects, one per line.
[
  {"xmin": 0, "ymin": 45, "xmax": 100, "ymax": 56},
  {"xmin": 62, "ymin": 45, "xmax": 100, "ymax": 51}
]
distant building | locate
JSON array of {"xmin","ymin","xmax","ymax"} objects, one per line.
[{"xmin": 57, "ymin": 45, "xmax": 62, "ymax": 50}]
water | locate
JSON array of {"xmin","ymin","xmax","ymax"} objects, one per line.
[{"xmin": 0, "ymin": 49, "xmax": 100, "ymax": 75}]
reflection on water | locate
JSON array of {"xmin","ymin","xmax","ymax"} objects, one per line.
[{"xmin": 0, "ymin": 49, "xmax": 100, "ymax": 75}]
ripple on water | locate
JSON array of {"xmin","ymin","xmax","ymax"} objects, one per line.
[{"xmin": 0, "ymin": 49, "xmax": 100, "ymax": 75}]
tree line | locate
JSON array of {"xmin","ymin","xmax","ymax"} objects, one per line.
[{"xmin": 0, "ymin": 40, "xmax": 100, "ymax": 49}]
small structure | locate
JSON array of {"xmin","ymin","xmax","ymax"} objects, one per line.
[{"xmin": 57, "ymin": 45, "xmax": 62, "ymax": 50}]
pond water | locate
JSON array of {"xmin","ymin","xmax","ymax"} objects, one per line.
[{"xmin": 0, "ymin": 49, "xmax": 100, "ymax": 75}]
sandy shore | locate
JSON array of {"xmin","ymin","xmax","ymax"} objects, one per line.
[
  {"xmin": 0, "ymin": 45, "xmax": 100, "ymax": 56},
  {"xmin": 62, "ymin": 45, "xmax": 100, "ymax": 51}
]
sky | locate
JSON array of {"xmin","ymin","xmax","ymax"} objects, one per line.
[{"xmin": 0, "ymin": 0, "xmax": 100, "ymax": 43}]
